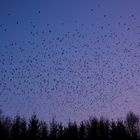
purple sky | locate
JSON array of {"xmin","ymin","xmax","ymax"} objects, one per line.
[{"xmin": 0, "ymin": 0, "xmax": 140, "ymax": 123}]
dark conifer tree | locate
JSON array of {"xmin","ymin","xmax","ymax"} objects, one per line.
[
  {"xmin": 65, "ymin": 121, "xmax": 78, "ymax": 140},
  {"xmin": 0, "ymin": 111, "xmax": 6, "ymax": 140},
  {"xmin": 39, "ymin": 121, "xmax": 49, "ymax": 140},
  {"xmin": 19, "ymin": 118, "xmax": 27, "ymax": 140},
  {"xmin": 0, "ymin": 109, "xmax": 140, "ymax": 140},
  {"xmin": 10, "ymin": 115, "xmax": 21, "ymax": 140},
  {"xmin": 98, "ymin": 117, "xmax": 110, "ymax": 140},
  {"xmin": 57, "ymin": 122, "xmax": 64, "ymax": 140},
  {"xmin": 110, "ymin": 119, "xmax": 128, "ymax": 140},
  {"xmin": 3, "ymin": 116, "xmax": 12, "ymax": 140},
  {"xmin": 125, "ymin": 111, "xmax": 139, "ymax": 139},
  {"xmin": 28, "ymin": 113, "xmax": 40, "ymax": 140},
  {"xmin": 86, "ymin": 117, "xmax": 99, "ymax": 139},
  {"xmin": 79, "ymin": 121, "xmax": 86, "ymax": 140},
  {"xmin": 49, "ymin": 117, "xmax": 58, "ymax": 140}
]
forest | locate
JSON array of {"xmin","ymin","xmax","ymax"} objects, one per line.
[{"xmin": 0, "ymin": 110, "xmax": 140, "ymax": 140}]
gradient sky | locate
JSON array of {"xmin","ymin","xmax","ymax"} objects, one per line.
[{"xmin": 1, "ymin": 0, "xmax": 140, "ymax": 123}]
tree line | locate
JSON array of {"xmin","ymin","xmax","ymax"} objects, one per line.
[{"xmin": 0, "ymin": 110, "xmax": 140, "ymax": 140}]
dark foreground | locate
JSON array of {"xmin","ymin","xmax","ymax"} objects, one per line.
[{"xmin": 0, "ymin": 110, "xmax": 140, "ymax": 140}]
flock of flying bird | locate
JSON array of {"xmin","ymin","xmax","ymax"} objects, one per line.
[{"xmin": 0, "ymin": 6, "xmax": 140, "ymax": 121}]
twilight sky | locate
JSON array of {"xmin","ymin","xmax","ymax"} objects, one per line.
[{"xmin": 1, "ymin": 0, "xmax": 140, "ymax": 123}]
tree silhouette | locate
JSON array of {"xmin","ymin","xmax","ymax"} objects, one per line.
[
  {"xmin": 19, "ymin": 118, "xmax": 27, "ymax": 140},
  {"xmin": 1, "ymin": 116, "xmax": 12, "ymax": 140},
  {"xmin": 125, "ymin": 111, "xmax": 139, "ymax": 139},
  {"xmin": 116, "ymin": 119, "xmax": 128, "ymax": 140},
  {"xmin": 86, "ymin": 117, "xmax": 99, "ymax": 139},
  {"xmin": 10, "ymin": 115, "xmax": 21, "ymax": 140},
  {"xmin": 28, "ymin": 113, "xmax": 40, "ymax": 140},
  {"xmin": 64, "ymin": 121, "xmax": 78, "ymax": 140},
  {"xmin": 49, "ymin": 117, "xmax": 59, "ymax": 139},
  {"xmin": 79, "ymin": 121, "xmax": 86, "ymax": 140},
  {"xmin": 0, "ymin": 110, "xmax": 140, "ymax": 140},
  {"xmin": 0, "ymin": 111, "xmax": 6, "ymax": 140},
  {"xmin": 57, "ymin": 122, "xmax": 64, "ymax": 140},
  {"xmin": 39, "ymin": 121, "xmax": 48, "ymax": 140},
  {"xmin": 98, "ymin": 117, "xmax": 109, "ymax": 140}
]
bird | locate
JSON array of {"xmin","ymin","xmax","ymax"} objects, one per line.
[{"xmin": 0, "ymin": 2, "xmax": 140, "ymax": 123}]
